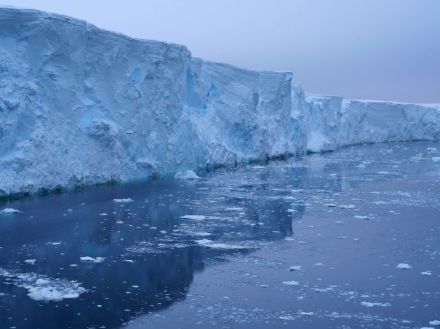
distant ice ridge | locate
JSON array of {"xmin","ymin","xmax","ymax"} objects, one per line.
[
  {"xmin": 0, "ymin": 7, "xmax": 439, "ymax": 197},
  {"xmin": 303, "ymin": 94, "xmax": 440, "ymax": 152}
]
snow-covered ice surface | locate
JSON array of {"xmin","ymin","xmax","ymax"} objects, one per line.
[
  {"xmin": 1, "ymin": 7, "xmax": 440, "ymax": 198},
  {"xmin": 0, "ymin": 142, "xmax": 439, "ymax": 328}
]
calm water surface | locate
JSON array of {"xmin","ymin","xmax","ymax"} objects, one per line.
[{"xmin": 0, "ymin": 142, "xmax": 439, "ymax": 329}]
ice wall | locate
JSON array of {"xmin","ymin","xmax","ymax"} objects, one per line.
[
  {"xmin": 304, "ymin": 95, "xmax": 440, "ymax": 152},
  {"xmin": 0, "ymin": 7, "xmax": 439, "ymax": 197}
]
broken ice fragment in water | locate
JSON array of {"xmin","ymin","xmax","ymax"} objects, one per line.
[
  {"xmin": 396, "ymin": 263, "xmax": 412, "ymax": 270},
  {"xmin": 24, "ymin": 259, "xmax": 36, "ymax": 265},
  {"xmin": 421, "ymin": 270, "xmax": 432, "ymax": 276},
  {"xmin": 429, "ymin": 320, "xmax": 440, "ymax": 326},
  {"xmin": 279, "ymin": 315, "xmax": 295, "ymax": 321},
  {"xmin": 282, "ymin": 281, "xmax": 300, "ymax": 286},
  {"xmin": 0, "ymin": 268, "xmax": 86, "ymax": 302},
  {"xmin": 361, "ymin": 301, "xmax": 391, "ymax": 307},
  {"xmin": 180, "ymin": 215, "xmax": 206, "ymax": 220},
  {"xmin": 338, "ymin": 204, "xmax": 355, "ymax": 209},
  {"xmin": 113, "ymin": 198, "xmax": 134, "ymax": 203},
  {"xmin": 298, "ymin": 311, "xmax": 314, "ymax": 316},
  {"xmin": 289, "ymin": 266, "xmax": 302, "ymax": 271},
  {"xmin": 354, "ymin": 215, "xmax": 370, "ymax": 220},
  {"xmin": 0, "ymin": 208, "xmax": 21, "ymax": 214},
  {"xmin": 46, "ymin": 241, "xmax": 62, "ymax": 246},
  {"xmin": 225, "ymin": 207, "xmax": 245, "ymax": 211},
  {"xmin": 195, "ymin": 239, "xmax": 247, "ymax": 250},
  {"xmin": 174, "ymin": 170, "xmax": 200, "ymax": 180},
  {"xmin": 80, "ymin": 256, "xmax": 105, "ymax": 263},
  {"xmin": 432, "ymin": 157, "xmax": 440, "ymax": 162}
]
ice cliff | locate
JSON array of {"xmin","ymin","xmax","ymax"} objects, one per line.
[{"xmin": 1, "ymin": 7, "xmax": 439, "ymax": 197}]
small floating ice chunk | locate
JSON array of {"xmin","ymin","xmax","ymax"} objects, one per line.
[
  {"xmin": 24, "ymin": 259, "xmax": 36, "ymax": 265},
  {"xmin": 0, "ymin": 268, "xmax": 86, "ymax": 302},
  {"xmin": 396, "ymin": 263, "xmax": 412, "ymax": 270},
  {"xmin": 0, "ymin": 208, "xmax": 21, "ymax": 214},
  {"xmin": 279, "ymin": 315, "xmax": 295, "ymax": 321},
  {"xmin": 298, "ymin": 311, "xmax": 314, "ymax": 316},
  {"xmin": 190, "ymin": 231, "xmax": 212, "ymax": 237},
  {"xmin": 225, "ymin": 207, "xmax": 245, "ymax": 212},
  {"xmin": 282, "ymin": 280, "xmax": 300, "ymax": 286},
  {"xmin": 113, "ymin": 198, "xmax": 133, "ymax": 203},
  {"xmin": 354, "ymin": 215, "xmax": 370, "ymax": 220},
  {"xmin": 46, "ymin": 241, "xmax": 62, "ymax": 246},
  {"xmin": 421, "ymin": 270, "xmax": 432, "ymax": 276},
  {"xmin": 289, "ymin": 265, "xmax": 302, "ymax": 271},
  {"xmin": 195, "ymin": 239, "xmax": 247, "ymax": 250},
  {"xmin": 432, "ymin": 157, "xmax": 440, "ymax": 162},
  {"xmin": 80, "ymin": 256, "xmax": 105, "ymax": 263},
  {"xmin": 174, "ymin": 170, "xmax": 200, "ymax": 180},
  {"xmin": 325, "ymin": 203, "xmax": 337, "ymax": 208},
  {"xmin": 430, "ymin": 320, "xmax": 440, "ymax": 326},
  {"xmin": 338, "ymin": 204, "xmax": 355, "ymax": 209},
  {"xmin": 361, "ymin": 301, "xmax": 391, "ymax": 308},
  {"xmin": 180, "ymin": 215, "xmax": 206, "ymax": 220}
]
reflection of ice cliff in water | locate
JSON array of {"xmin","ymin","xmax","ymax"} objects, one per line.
[{"xmin": 0, "ymin": 164, "xmax": 309, "ymax": 329}]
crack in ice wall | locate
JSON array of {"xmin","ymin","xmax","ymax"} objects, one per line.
[{"xmin": 0, "ymin": 7, "xmax": 439, "ymax": 197}]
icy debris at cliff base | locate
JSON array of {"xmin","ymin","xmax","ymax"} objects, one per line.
[{"xmin": 175, "ymin": 170, "xmax": 201, "ymax": 180}]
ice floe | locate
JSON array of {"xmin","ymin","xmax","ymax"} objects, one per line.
[
  {"xmin": 0, "ymin": 208, "xmax": 21, "ymax": 214},
  {"xmin": 195, "ymin": 239, "xmax": 248, "ymax": 250},
  {"xmin": 175, "ymin": 170, "xmax": 201, "ymax": 180},
  {"xmin": 360, "ymin": 301, "xmax": 391, "ymax": 308},
  {"xmin": 0, "ymin": 268, "xmax": 86, "ymax": 302},
  {"xmin": 396, "ymin": 263, "xmax": 412, "ymax": 270},
  {"xmin": 113, "ymin": 198, "xmax": 134, "ymax": 203},
  {"xmin": 80, "ymin": 256, "xmax": 105, "ymax": 263}
]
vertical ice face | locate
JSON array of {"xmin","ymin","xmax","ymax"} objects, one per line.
[
  {"xmin": 0, "ymin": 7, "xmax": 439, "ymax": 197},
  {"xmin": 186, "ymin": 60, "xmax": 303, "ymax": 165},
  {"xmin": 303, "ymin": 95, "xmax": 440, "ymax": 152},
  {"xmin": 0, "ymin": 7, "xmax": 198, "ymax": 195}
]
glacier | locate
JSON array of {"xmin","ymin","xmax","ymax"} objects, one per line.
[{"xmin": 0, "ymin": 7, "xmax": 439, "ymax": 198}]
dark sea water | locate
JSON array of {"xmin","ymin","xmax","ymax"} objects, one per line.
[{"xmin": 0, "ymin": 142, "xmax": 439, "ymax": 329}]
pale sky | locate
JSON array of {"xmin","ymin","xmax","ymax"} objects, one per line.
[{"xmin": 3, "ymin": 0, "xmax": 440, "ymax": 103}]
